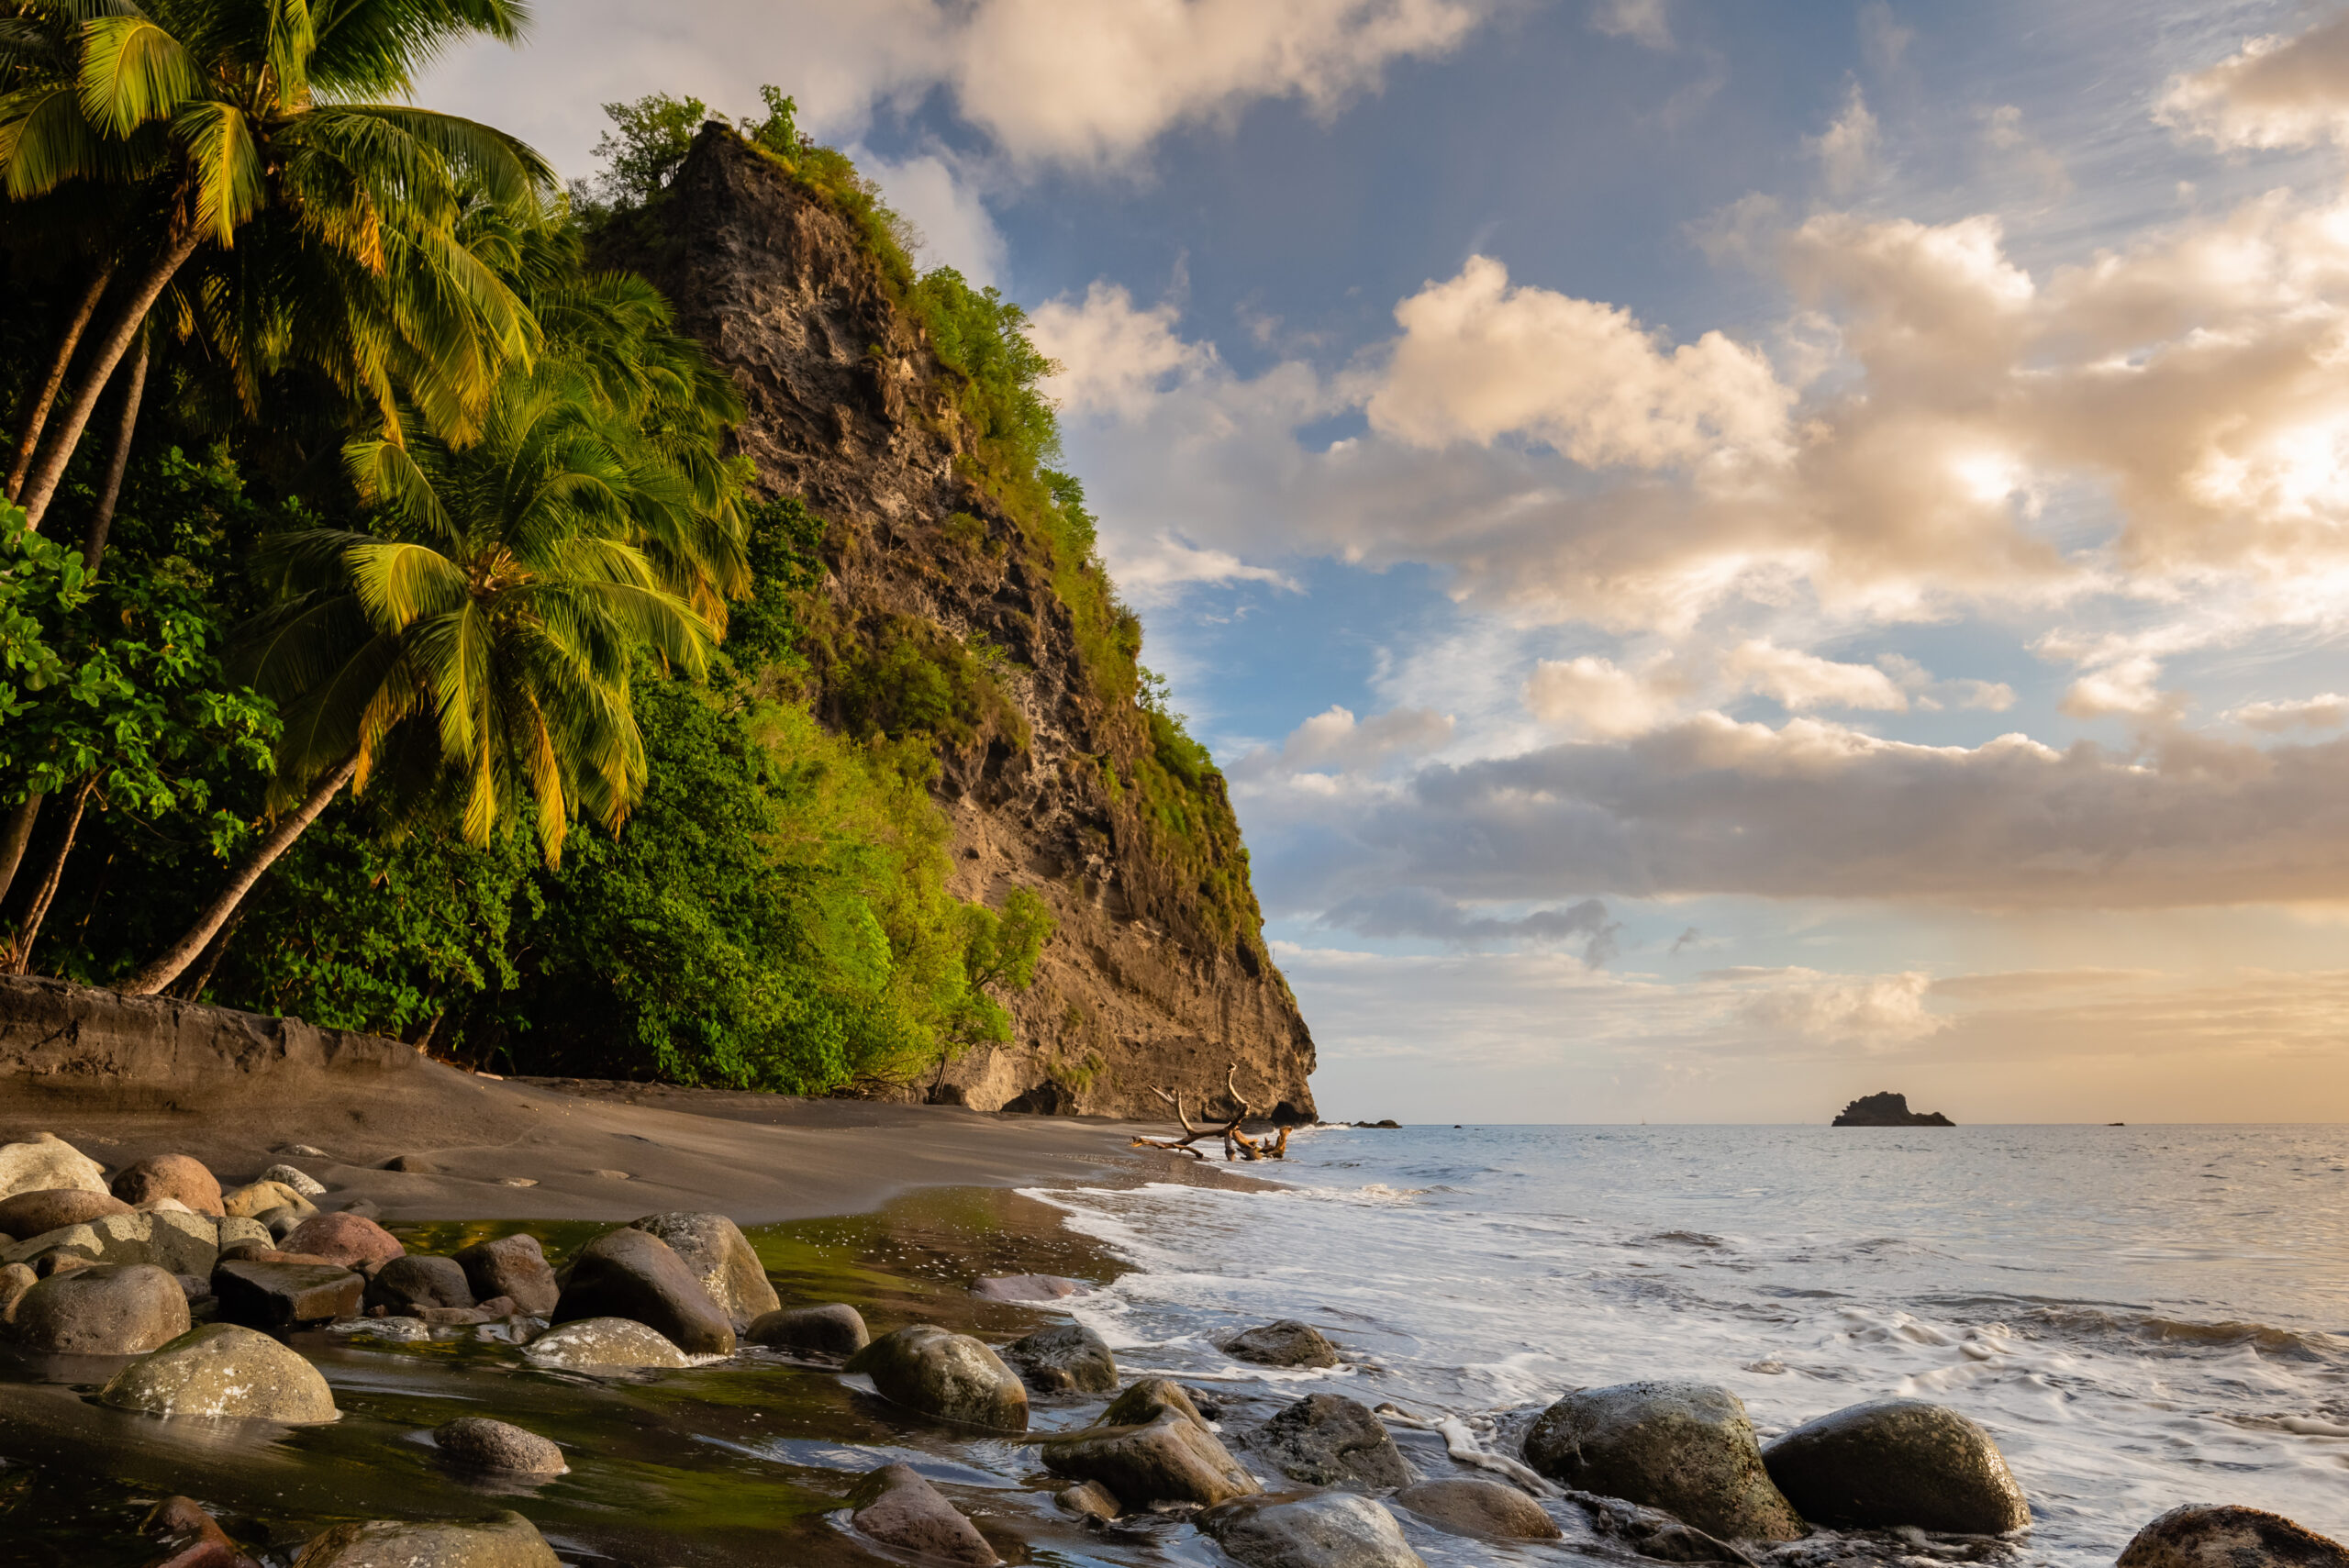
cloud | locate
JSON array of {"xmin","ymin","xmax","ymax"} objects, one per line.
[
  {"xmin": 1366, "ymin": 256, "xmax": 1794, "ymax": 470},
  {"xmin": 1319, "ymin": 885, "xmax": 1619, "ymax": 959},
  {"xmin": 2230, "ymin": 693, "xmax": 2349, "ymax": 731},
  {"xmin": 2161, "ymin": 12, "xmax": 2349, "ymax": 152},
  {"xmin": 1030, "ymin": 283, "xmax": 1213, "ymax": 420},
  {"xmin": 420, "ymin": 0, "xmax": 1496, "ymax": 177},
  {"xmin": 1525, "ymin": 656, "xmax": 1682, "ymax": 736},
  {"xmin": 2058, "ymin": 653, "xmax": 2180, "ymax": 720},
  {"xmin": 1809, "ymin": 83, "xmax": 1883, "ymax": 195},
  {"xmin": 1589, "ymin": 0, "xmax": 1672, "ymax": 50},
  {"xmin": 1725, "ymin": 640, "xmax": 1908, "ymax": 711},
  {"xmin": 852, "ymin": 147, "xmax": 1008, "ymax": 285},
  {"xmin": 1238, "ymin": 712, "xmax": 2349, "ymax": 912},
  {"xmin": 1107, "ymin": 535, "xmax": 1298, "ymax": 604},
  {"xmin": 1238, "ymin": 704, "xmax": 1455, "ymax": 777},
  {"xmin": 1727, "ymin": 967, "xmax": 1946, "ymax": 1049}
]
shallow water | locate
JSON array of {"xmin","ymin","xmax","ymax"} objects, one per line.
[{"xmin": 1037, "ymin": 1123, "xmax": 2349, "ymax": 1568}]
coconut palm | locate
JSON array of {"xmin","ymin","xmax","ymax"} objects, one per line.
[
  {"xmin": 119, "ymin": 361, "xmax": 722, "ymax": 995},
  {"xmin": 0, "ymin": 0, "xmax": 551, "ymax": 530}
]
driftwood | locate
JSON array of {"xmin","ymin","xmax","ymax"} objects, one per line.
[{"xmin": 1132, "ymin": 1062, "xmax": 1291, "ymax": 1162}]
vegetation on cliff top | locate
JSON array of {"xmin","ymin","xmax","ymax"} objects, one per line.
[{"xmin": 0, "ymin": 33, "xmax": 1067, "ymax": 1090}]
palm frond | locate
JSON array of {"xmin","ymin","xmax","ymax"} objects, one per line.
[{"xmin": 76, "ymin": 15, "xmax": 200, "ymax": 138}]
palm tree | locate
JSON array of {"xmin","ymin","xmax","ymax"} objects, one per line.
[
  {"xmin": 0, "ymin": 0, "xmax": 551, "ymax": 531},
  {"xmin": 119, "ymin": 362, "xmax": 723, "ymax": 995}
]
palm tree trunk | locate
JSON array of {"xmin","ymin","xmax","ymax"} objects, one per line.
[
  {"xmin": 82, "ymin": 335, "xmax": 150, "ymax": 573},
  {"xmin": 6, "ymin": 263, "xmax": 116, "ymax": 504},
  {"xmin": 19, "ymin": 227, "xmax": 202, "ymax": 533},
  {"xmin": 0, "ymin": 796, "xmax": 40, "ymax": 908},
  {"xmin": 3, "ymin": 778, "xmax": 94, "ymax": 975},
  {"xmin": 120, "ymin": 750, "xmax": 361, "ymax": 997}
]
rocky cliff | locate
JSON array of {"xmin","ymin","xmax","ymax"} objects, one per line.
[{"xmin": 605, "ymin": 128, "xmax": 1316, "ymax": 1121}]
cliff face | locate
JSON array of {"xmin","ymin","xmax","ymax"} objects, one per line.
[{"xmin": 608, "ymin": 129, "xmax": 1317, "ymax": 1121}]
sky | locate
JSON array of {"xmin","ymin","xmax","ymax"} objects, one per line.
[{"xmin": 422, "ymin": 0, "xmax": 2349, "ymax": 1123}]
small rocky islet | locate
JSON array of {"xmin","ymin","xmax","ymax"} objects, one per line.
[{"xmin": 0, "ymin": 1132, "xmax": 2338, "ymax": 1568}]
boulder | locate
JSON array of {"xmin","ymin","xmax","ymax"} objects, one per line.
[
  {"xmin": 552, "ymin": 1228, "xmax": 734, "ymax": 1356},
  {"xmin": 4, "ymin": 1209, "xmax": 225, "ymax": 1275},
  {"xmin": 1250, "ymin": 1394, "xmax": 1412, "ymax": 1488},
  {"xmin": 365, "ymin": 1255, "xmax": 473, "ymax": 1314},
  {"xmin": 212, "ymin": 1261, "xmax": 364, "ymax": 1329},
  {"xmin": 0, "ymin": 1186, "xmax": 130, "ymax": 1239},
  {"xmin": 142, "ymin": 1495, "xmax": 262, "ymax": 1568},
  {"xmin": 434, "ymin": 1417, "xmax": 568, "ymax": 1478},
  {"xmin": 1041, "ymin": 1411, "xmax": 1262, "ymax": 1508},
  {"xmin": 523, "ymin": 1316, "xmax": 691, "ymax": 1371},
  {"xmin": 102, "ymin": 1322, "xmax": 338, "ymax": 1421},
  {"xmin": 2118, "ymin": 1505, "xmax": 2349, "ymax": 1568},
  {"xmin": 291, "ymin": 1511, "xmax": 558, "ymax": 1567},
  {"xmin": 1059, "ymin": 1481, "xmax": 1119, "ymax": 1521},
  {"xmin": 453, "ymin": 1233, "xmax": 559, "ymax": 1317},
  {"xmin": 745, "ymin": 1302, "xmax": 869, "ymax": 1357},
  {"xmin": 1763, "ymin": 1398, "xmax": 2029, "ymax": 1534},
  {"xmin": 848, "ymin": 1462, "xmax": 1000, "ymax": 1566},
  {"xmin": 10, "ymin": 1262, "xmax": 191, "ymax": 1353},
  {"xmin": 0, "ymin": 1262, "xmax": 35, "ymax": 1321},
  {"xmin": 626, "ymin": 1212, "xmax": 779, "ymax": 1328},
  {"xmin": 261, "ymin": 1163, "xmax": 328, "ymax": 1196},
  {"xmin": 1200, "ymin": 1492, "xmax": 1426, "ymax": 1568},
  {"xmin": 1394, "ymin": 1478, "xmax": 1561, "ymax": 1541},
  {"xmin": 217, "ymin": 1216, "xmax": 271, "ymax": 1252},
  {"xmin": 111, "ymin": 1154, "xmax": 225, "ymax": 1217},
  {"xmin": 1003, "ymin": 1321, "xmax": 1119, "ymax": 1393},
  {"xmin": 1524, "ymin": 1381, "xmax": 1803, "ymax": 1542},
  {"xmin": 281, "ymin": 1213, "xmax": 404, "ymax": 1269},
  {"xmin": 1226, "ymin": 1319, "xmax": 1341, "ymax": 1368},
  {"xmin": 222, "ymin": 1181, "xmax": 317, "ymax": 1220},
  {"xmin": 847, "ymin": 1324, "xmax": 1027, "ymax": 1431},
  {"xmin": 0, "ymin": 1133, "xmax": 107, "ymax": 1200},
  {"xmin": 1103, "ymin": 1376, "xmax": 1211, "ymax": 1430}
]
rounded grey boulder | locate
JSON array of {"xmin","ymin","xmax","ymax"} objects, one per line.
[
  {"xmin": 11, "ymin": 1262, "xmax": 190, "ymax": 1354},
  {"xmin": 435, "ymin": 1417, "xmax": 567, "ymax": 1478},
  {"xmin": 366, "ymin": 1255, "xmax": 474, "ymax": 1315},
  {"xmin": 1764, "ymin": 1398, "xmax": 2028, "ymax": 1534},
  {"xmin": 626, "ymin": 1212, "xmax": 779, "ymax": 1329},
  {"xmin": 2118, "ymin": 1505, "xmax": 2349, "ymax": 1568},
  {"xmin": 551, "ymin": 1228, "xmax": 735, "ymax": 1356},
  {"xmin": 291, "ymin": 1510, "xmax": 558, "ymax": 1567},
  {"xmin": 746, "ymin": 1302, "xmax": 869, "ymax": 1357},
  {"xmin": 849, "ymin": 1462, "xmax": 1000, "ymax": 1566},
  {"xmin": 1003, "ymin": 1320, "xmax": 1119, "ymax": 1393},
  {"xmin": 453, "ymin": 1233, "xmax": 559, "ymax": 1317},
  {"xmin": 102, "ymin": 1322, "xmax": 338, "ymax": 1421},
  {"xmin": 1523, "ymin": 1380, "xmax": 1804, "ymax": 1542},
  {"xmin": 523, "ymin": 1316, "xmax": 691, "ymax": 1371},
  {"xmin": 1394, "ymin": 1478, "xmax": 1561, "ymax": 1541},
  {"xmin": 1226, "ymin": 1318, "xmax": 1341, "ymax": 1368},
  {"xmin": 1201, "ymin": 1492, "xmax": 1427, "ymax": 1568},
  {"xmin": 1251, "ymin": 1394, "xmax": 1413, "ymax": 1489},
  {"xmin": 847, "ymin": 1323, "xmax": 1028, "ymax": 1431},
  {"xmin": 1042, "ymin": 1411, "xmax": 1262, "ymax": 1508}
]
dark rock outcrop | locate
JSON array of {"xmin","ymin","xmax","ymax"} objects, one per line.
[
  {"xmin": 1002, "ymin": 1320, "xmax": 1118, "ymax": 1393},
  {"xmin": 1041, "ymin": 1411, "xmax": 1261, "ymax": 1508},
  {"xmin": 848, "ymin": 1463, "xmax": 1000, "ymax": 1566},
  {"xmin": 625, "ymin": 1211, "xmax": 779, "ymax": 1328},
  {"xmin": 846, "ymin": 1323, "xmax": 1027, "ymax": 1430},
  {"xmin": 551, "ymin": 1228, "xmax": 736, "ymax": 1357},
  {"xmin": 435, "ymin": 1417, "xmax": 568, "ymax": 1478},
  {"xmin": 210, "ymin": 1261, "xmax": 363, "ymax": 1329},
  {"xmin": 1763, "ymin": 1398, "xmax": 2028, "ymax": 1533},
  {"xmin": 1524, "ymin": 1381, "xmax": 1805, "ymax": 1542},
  {"xmin": 602, "ymin": 127, "xmax": 1317, "ymax": 1119},
  {"xmin": 365, "ymin": 1254, "xmax": 474, "ymax": 1315},
  {"xmin": 746, "ymin": 1301, "xmax": 869, "ymax": 1357},
  {"xmin": 1249, "ymin": 1394, "xmax": 1412, "ymax": 1489},
  {"xmin": 1226, "ymin": 1319, "xmax": 1341, "ymax": 1368},
  {"xmin": 1831, "ymin": 1092, "xmax": 1954, "ymax": 1127},
  {"xmin": 454, "ymin": 1233, "xmax": 559, "ymax": 1317}
]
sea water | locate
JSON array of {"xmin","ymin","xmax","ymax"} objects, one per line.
[{"xmin": 1031, "ymin": 1123, "xmax": 2349, "ymax": 1567}]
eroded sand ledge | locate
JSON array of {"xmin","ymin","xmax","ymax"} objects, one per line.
[{"xmin": 0, "ymin": 975, "xmax": 1164, "ymax": 1222}]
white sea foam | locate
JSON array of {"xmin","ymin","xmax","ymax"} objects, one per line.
[{"xmin": 1025, "ymin": 1124, "xmax": 2349, "ymax": 1568}]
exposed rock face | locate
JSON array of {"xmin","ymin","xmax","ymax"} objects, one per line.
[
  {"xmin": 607, "ymin": 128, "xmax": 1317, "ymax": 1119},
  {"xmin": 1762, "ymin": 1398, "xmax": 2029, "ymax": 1534},
  {"xmin": 1831, "ymin": 1092, "xmax": 1954, "ymax": 1127}
]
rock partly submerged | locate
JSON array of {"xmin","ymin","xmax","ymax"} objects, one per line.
[
  {"xmin": 102, "ymin": 1323, "xmax": 339, "ymax": 1421},
  {"xmin": 1393, "ymin": 1478, "xmax": 1562, "ymax": 1542},
  {"xmin": 1524, "ymin": 1380, "xmax": 1805, "ymax": 1542},
  {"xmin": 291, "ymin": 1510, "xmax": 559, "ymax": 1567},
  {"xmin": 848, "ymin": 1323, "xmax": 1028, "ymax": 1431},
  {"xmin": 2117, "ymin": 1504, "xmax": 2349, "ymax": 1568},
  {"xmin": 1831, "ymin": 1092, "xmax": 1954, "ymax": 1127},
  {"xmin": 1224, "ymin": 1318, "xmax": 1341, "ymax": 1369},
  {"xmin": 523, "ymin": 1317, "xmax": 693, "ymax": 1372},
  {"xmin": 454, "ymin": 1233, "xmax": 559, "ymax": 1318},
  {"xmin": 10, "ymin": 1262, "xmax": 191, "ymax": 1354},
  {"xmin": 1763, "ymin": 1397, "xmax": 2029, "ymax": 1534},
  {"xmin": 551, "ymin": 1228, "xmax": 736, "ymax": 1356},
  {"xmin": 625, "ymin": 1212, "xmax": 779, "ymax": 1329},
  {"xmin": 1041, "ymin": 1410, "xmax": 1262, "ymax": 1509},
  {"xmin": 1002, "ymin": 1320, "xmax": 1119, "ymax": 1393},
  {"xmin": 849, "ymin": 1462, "xmax": 1001, "ymax": 1566},
  {"xmin": 1200, "ymin": 1492, "xmax": 1427, "ymax": 1568},
  {"xmin": 1249, "ymin": 1394, "xmax": 1413, "ymax": 1489},
  {"xmin": 745, "ymin": 1301, "xmax": 869, "ymax": 1358},
  {"xmin": 434, "ymin": 1417, "xmax": 568, "ymax": 1479}
]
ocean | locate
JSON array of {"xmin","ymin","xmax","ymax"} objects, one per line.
[{"xmin": 1032, "ymin": 1123, "xmax": 2349, "ymax": 1566}]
